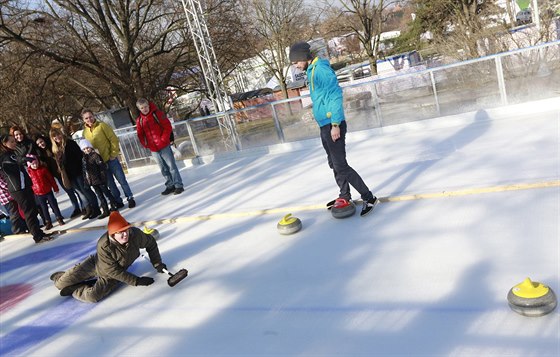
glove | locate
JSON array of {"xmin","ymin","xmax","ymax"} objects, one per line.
[
  {"xmin": 136, "ymin": 276, "xmax": 154, "ymax": 286},
  {"xmin": 155, "ymin": 263, "xmax": 167, "ymax": 274}
]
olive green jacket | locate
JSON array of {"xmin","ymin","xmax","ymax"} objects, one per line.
[{"xmin": 95, "ymin": 227, "xmax": 162, "ymax": 286}]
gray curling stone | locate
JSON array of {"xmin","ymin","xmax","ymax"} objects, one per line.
[
  {"xmin": 277, "ymin": 214, "xmax": 302, "ymax": 235},
  {"xmin": 507, "ymin": 278, "xmax": 557, "ymax": 317},
  {"xmin": 331, "ymin": 199, "xmax": 356, "ymax": 219}
]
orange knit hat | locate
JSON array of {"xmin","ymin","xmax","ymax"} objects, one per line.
[{"xmin": 107, "ymin": 211, "xmax": 132, "ymax": 235}]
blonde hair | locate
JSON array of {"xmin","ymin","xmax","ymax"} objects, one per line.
[{"xmin": 49, "ymin": 127, "xmax": 66, "ymax": 155}]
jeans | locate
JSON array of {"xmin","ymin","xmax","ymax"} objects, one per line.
[
  {"xmin": 152, "ymin": 145, "xmax": 183, "ymax": 189},
  {"xmin": 320, "ymin": 121, "xmax": 373, "ymax": 201},
  {"xmin": 71, "ymin": 175, "xmax": 99, "ymax": 210},
  {"xmin": 36, "ymin": 191, "xmax": 63, "ymax": 222},
  {"xmin": 106, "ymin": 158, "xmax": 134, "ymax": 205},
  {"xmin": 56, "ymin": 176, "xmax": 81, "ymax": 211}
]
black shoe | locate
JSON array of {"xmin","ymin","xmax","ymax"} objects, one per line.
[
  {"xmin": 360, "ymin": 196, "xmax": 379, "ymax": 217},
  {"xmin": 70, "ymin": 208, "xmax": 82, "ymax": 218},
  {"xmin": 174, "ymin": 187, "xmax": 184, "ymax": 195},
  {"xmin": 60, "ymin": 283, "xmax": 86, "ymax": 297},
  {"xmin": 97, "ymin": 211, "xmax": 109, "ymax": 219},
  {"xmin": 128, "ymin": 198, "xmax": 136, "ymax": 208},
  {"xmin": 82, "ymin": 207, "xmax": 92, "ymax": 220},
  {"xmin": 57, "ymin": 218, "xmax": 65, "ymax": 226},
  {"xmin": 50, "ymin": 271, "xmax": 64, "ymax": 281},
  {"xmin": 35, "ymin": 233, "xmax": 55, "ymax": 244},
  {"xmin": 45, "ymin": 221, "xmax": 53, "ymax": 230},
  {"xmin": 89, "ymin": 208, "xmax": 101, "ymax": 220},
  {"xmin": 115, "ymin": 202, "xmax": 125, "ymax": 209},
  {"xmin": 161, "ymin": 187, "xmax": 174, "ymax": 195},
  {"xmin": 60, "ymin": 279, "xmax": 97, "ymax": 296}
]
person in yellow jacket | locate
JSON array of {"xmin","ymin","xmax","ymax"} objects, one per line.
[{"xmin": 81, "ymin": 109, "xmax": 136, "ymax": 209}]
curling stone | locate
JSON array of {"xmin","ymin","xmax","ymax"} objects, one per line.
[
  {"xmin": 277, "ymin": 214, "xmax": 302, "ymax": 235},
  {"xmin": 143, "ymin": 226, "xmax": 160, "ymax": 240},
  {"xmin": 507, "ymin": 277, "xmax": 557, "ymax": 317},
  {"xmin": 331, "ymin": 198, "xmax": 355, "ymax": 219}
]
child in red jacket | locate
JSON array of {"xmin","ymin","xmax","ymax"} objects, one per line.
[{"xmin": 26, "ymin": 155, "xmax": 64, "ymax": 230}]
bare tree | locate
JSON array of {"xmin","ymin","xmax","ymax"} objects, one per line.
[
  {"xmin": 239, "ymin": 0, "xmax": 314, "ymax": 99},
  {"xmin": 338, "ymin": 0, "xmax": 400, "ymax": 75}
]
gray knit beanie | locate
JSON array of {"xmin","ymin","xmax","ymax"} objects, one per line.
[{"xmin": 289, "ymin": 41, "xmax": 312, "ymax": 62}]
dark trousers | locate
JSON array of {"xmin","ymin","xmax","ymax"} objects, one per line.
[
  {"xmin": 36, "ymin": 191, "xmax": 63, "ymax": 222},
  {"xmin": 320, "ymin": 121, "xmax": 373, "ymax": 201},
  {"xmin": 71, "ymin": 175, "xmax": 99, "ymax": 210},
  {"xmin": 3, "ymin": 200, "xmax": 27, "ymax": 234},
  {"xmin": 54, "ymin": 255, "xmax": 119, "ymax": 303},
  {"xmin": 11, "ymin": 188, "xmax": 45, "ymax": 242},
  {"xmin": 92, "ymin": 184, "xmax": 117, "ymax": 210}
]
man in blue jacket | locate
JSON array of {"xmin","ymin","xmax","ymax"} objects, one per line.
[{"xmin": 289, "ymin": 41, "xmax": 378, "ymax": 216}]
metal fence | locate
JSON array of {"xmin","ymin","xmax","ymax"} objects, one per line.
[{"xmin": 116, "ymin": 40, "xmax": 560, "ymax": 169}]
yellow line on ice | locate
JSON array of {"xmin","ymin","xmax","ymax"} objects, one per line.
[
  {"xmin": 137, "ymin": 180, "xmax": 560, "ymax": 225},
  {"xmin": 3, "ymin": 180, "xmax": 558, "ymax": 239}
]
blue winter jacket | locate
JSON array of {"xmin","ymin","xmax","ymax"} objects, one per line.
[{"xmin": 307, "ymin": 57, "xmax": 345, "ymax": 127}]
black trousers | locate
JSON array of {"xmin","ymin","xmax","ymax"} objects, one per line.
[
  {"xmin": 320, "ymin": 121, "xmax": 373, "ymax": 201},
  {"xmin": 11, "ymin": 188, "xmax": 45, "ymax": 242},
  {"xmin": 92, "ymin": 184, "xmax": 117, "ymax": 210},
  {"xmin": 4, "ymin": 200, "xmax": 28, "ymax": 234}
]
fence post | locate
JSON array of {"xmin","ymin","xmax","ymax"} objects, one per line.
[
  {"xmin": 371, "ymin": 82, "xmax": 384, "ymax": 127},
  {"xmin": 495, "ymin": 56, "xmax": 508, "ymax": 105},
  {"xmin": 186, "ymin": 120, "xmax": 200, "ymax": 157},
  {"xmin": 429, "ymin": 70, "xmax": 441, "ymax": 116},
  {"xmin": 270, "ymin": 102, "xmax": 285, "ymax": 143}
]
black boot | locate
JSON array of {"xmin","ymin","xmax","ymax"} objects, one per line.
[
  {"xmin": 89, "ymin": 206, "xmax": 101, "ymax": 220},
  {"xmin": 97, "ymin": 203, "xmax": 109, "ymax": 219},
  {"xmin": 70, "ymin": 208, "xmax": 82, "ymax": 218},
  {"xmin": 81, "ymin": 206, "xmax": 92, "ymax": 220}
]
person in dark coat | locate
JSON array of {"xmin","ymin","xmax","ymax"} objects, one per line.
[
  {"xmin": 35, "ymin": 134, "xmax": 82, "ymax": 218},
  {"xmin": 50, "ymin": 128, "xmax": 101, "ymax": 220},
  {"xmin": 0, "ymin": 135, "xmax": 53, "ymax": 243},
  {"xmin": 0, "ymin": 174, "xmax": 28, "ymax": 234},
  {"xmin": 10, "ymin": 125, "xmax": 38, "ymax": 159},
  {"xmin": 50, "ymin": 211, "xmax": 167, "ymax": 303},
  {"xmin": 79, "ymin": 139, "xmax": 118, "ymax": 219}
]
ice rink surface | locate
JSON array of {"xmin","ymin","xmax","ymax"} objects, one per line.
[{"xmin": 1, "ymin": 99, "xmax": 559, "ymax": 356}]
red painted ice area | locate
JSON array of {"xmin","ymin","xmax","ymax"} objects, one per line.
[{"xmin": 0, "ymin": 284, "xmax": 33, "ymax": 313}]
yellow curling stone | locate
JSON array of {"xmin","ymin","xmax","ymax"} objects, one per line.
[
  {"xmin": 277, "ymin": 214, "xmax": 302, "ymax": 235},
  {"xmin": 507, "ymin": 277, "xmax": 557, "ymax": 317},
  {"xmin": 143, "ymin": 226, "xmax": 160, "ymax": 240}
]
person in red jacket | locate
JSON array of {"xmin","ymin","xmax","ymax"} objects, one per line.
[
  {"xmin": 135, "ymin": 98, "xmax": 184, "ymax": 195},
  {"xmin": 26, "ymin": 155, "xmax": 64, "ymax": 230}
]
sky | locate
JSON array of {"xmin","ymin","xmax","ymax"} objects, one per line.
[{"xmin": 0, "ymin": 97, "xmax": 558, "ymax": 356}]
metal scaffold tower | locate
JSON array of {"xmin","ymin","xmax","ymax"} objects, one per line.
[{"xmin": 179, "ymin": 0, "xmax": 240, "ymax": 150}]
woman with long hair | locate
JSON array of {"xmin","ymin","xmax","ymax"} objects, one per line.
[
  {"xmin": 35, "ymin": 134, "xmax": 82, "ymax": 218},
  {"xmin": 0, "ymin": 134, "xmax": 53, "ymax": 243},
  {"xmin": 50, "ymin": 128, "xmax": 101, "ymax": 219},
  {"xmin": 10, "ymin": 125, "xmax": 38, "ymax": 158}
]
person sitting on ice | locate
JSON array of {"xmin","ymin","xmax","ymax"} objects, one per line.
[{"xmin": 50, "ymin": 211, "xmax": 167, "ymax": 302}]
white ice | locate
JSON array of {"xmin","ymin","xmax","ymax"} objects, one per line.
[{"xmin": 0, "ymin": 98, "xmax": 559, "ymax": 356}]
